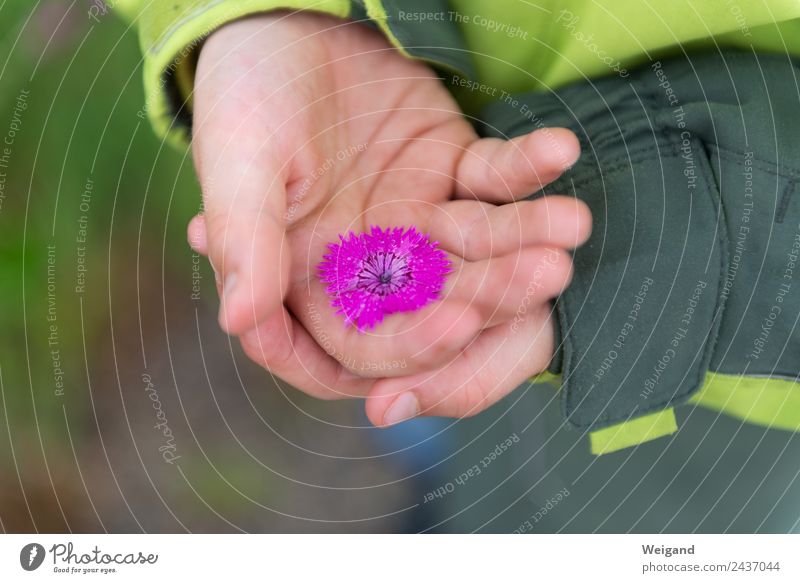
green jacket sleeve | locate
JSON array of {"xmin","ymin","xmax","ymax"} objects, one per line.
[
  {"xmin": 115, "ymin": 0, "xmax": 475, "ymax": 147},
  {"xmin": 484, "ymin": 50, "xmax": 800, "ymax": 454}
]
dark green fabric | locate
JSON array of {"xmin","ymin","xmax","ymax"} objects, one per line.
[
  {"xmin": 480, "ymin": 51, "xmax": 800, "ymax": 431},
  {"xmin": 348, "ymin": 0, "xmax": 370, "ymax": 23},
  {"xmin": 377, "ymin": 0, "xmax": 475, "ymax": 78},
  {"xmin": 429, "ymin": 382, "xmax": 800, "ymax": 533}
]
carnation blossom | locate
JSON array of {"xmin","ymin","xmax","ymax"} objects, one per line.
[{"xmin": 318, "ymin": 226, "xmax": 451, "ymax": 331}]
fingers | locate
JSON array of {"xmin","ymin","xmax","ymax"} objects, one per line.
[
  {"xmin": 292, "ymin": 289, "xmax": 485, "ymax": 379},
  {"xmin": 444, "ymin": 247, "xmax": 573, "ymax": 327},
  {"xmin": 290, "ymin": 243, "xmax": 570, "ymax": 379},
  {"xmin": 354, "ymin": 300, "xmax": 483, "ymax": 376},
  {"xmin": 425, "ymin": 196, "xmax": 592, "ymax": 260},
  {"xmin": 240, "ymin": 305, "xmax": 375, "ymax": 400},
  {"xmin": 454, "ymin": 127, "xmax": 580, "ymax": 202},
  {"xmin": 194, "ymin": 126, "xmax": 291, "ymax": 336},
  {"xmin": 364, "ymin": 301, "xmax": 556, "ymax": 426}
]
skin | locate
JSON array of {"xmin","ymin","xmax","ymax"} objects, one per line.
[{"xmin": 188, "ymin": 11, "xmax": 591, "ymax": 426}]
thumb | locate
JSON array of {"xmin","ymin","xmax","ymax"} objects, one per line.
[
  {"xmin": 455, "ymin": 127, "xmax": 580, "ymax": 202},
  {"xmin": 195, "ymin": 129, "xmax": 290, "ymax": 335}
]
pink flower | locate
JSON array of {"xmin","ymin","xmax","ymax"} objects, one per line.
[{"xmin": 318, "ymin": 226, "xmax": 451, "ymax": 331}]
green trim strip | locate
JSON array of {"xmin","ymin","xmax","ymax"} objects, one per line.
[
  {"xmin": 589, "ymin": 408, "xmax": 678, "ymax": 455},
  {"xmin": 690, "ymin": 372, "xmax": 800, "ymax": 431},
  {"xmin": 362, "ymin": 0, "xmax": 412, "ymax": 58},
  {"xmin": 533, "ymin": 371, "xmax": 800, "ymax": 454}
]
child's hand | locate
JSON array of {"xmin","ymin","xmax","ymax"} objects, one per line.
[{"xmin": 188, "ymin": 11, "xmax": 590, "ymax": 422}]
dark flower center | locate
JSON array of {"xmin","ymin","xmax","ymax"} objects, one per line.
[{"xmin": 358, "ymin": 252, "xmax": 412, "ymax": 296}]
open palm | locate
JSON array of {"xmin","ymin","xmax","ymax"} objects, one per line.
[{"xmin": 189, "ymin": 11, "xmax": 590, "ymax": 425}]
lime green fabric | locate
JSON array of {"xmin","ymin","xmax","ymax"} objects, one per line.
[
  {"xmin": 589, "ymin": 408, "xmax": 678, "ymax": 455},
  {"xmin": 448, "ymin": 1, "xmax": 800, "ymax": 115},
  {"xmin": 691, "ymin": 373, "xmax": 800, "ymax": 432}
]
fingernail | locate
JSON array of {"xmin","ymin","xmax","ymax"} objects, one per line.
[
  {"xmin": 223, "ymin": 272, "xmax": 237, "ymax": 300},
  {"xmin": 220, "ymin": 272, "xmax": 238, "ymax": 328},
  {"xmin": 383, "ymin": 392, "xmax": 419, "ymax": 426}
]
